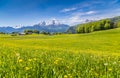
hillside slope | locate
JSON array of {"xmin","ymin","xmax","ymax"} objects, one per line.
[
  {"xmin": 0, "ymin": 28, "xmax": 120, "ymax": 77},
  {"xmin": 67, "ymin": 16, "xmax": 120, "ymax": 33},
  {"xmin": 1, "ymin": 28, "xmax": 120, "ymax": 53}
]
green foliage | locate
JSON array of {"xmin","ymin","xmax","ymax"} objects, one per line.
[
  {"xmin": 0, "ymin": 32, "xmax": 5, "ymax": 34},
  {"xmin": 77, "ymin": 26, "xmax": 85, "ymax": 33},
  {"xmin": 53, "ymin": 32, "xmax": 63, "ymax": 35},
  {"xmin": 67, "ymin": 16, "xmax": 120, "ymax": 34},
  {"xmin": 40, "ymin": 31, "xmax": 50, "ymax": 35},
  {"xmin": 24, "ymin": 29, "xmax": 33, "ymax": 34},
  {"xmin": 33, "ymin": 30, "xmax": 40, "ymax": 34},
  {"xmin": 104, "ymin": 22, "xmax": 110, "ymax": 29},
  {"xmin": 24, "ymin": 29, "xmax": 40, "ymax": 34},
  {"xmin": 11, "ymin": 32, "xmax": 19, "ymax": 36},
  {"xmin": 12, "ymin": 32, "xmax": 19, "ymax": 34},
  {"xmin": 116, "ymin": 21, "xmax": 120, "ymax": 27},
  {"xmin": 76, "ymin": 19, "xmax": 117, "ymax": 33}
]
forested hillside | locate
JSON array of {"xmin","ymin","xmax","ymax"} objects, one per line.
[{"xmin": 67, "ymin": 16, "xmax": 120, "ymax": 34}]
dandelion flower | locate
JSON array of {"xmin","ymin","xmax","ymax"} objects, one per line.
[
  {"xmin": 54, "ymin": 60, "xmax": 59, "ymax": 64},
  {"xmin": 69, "ymin": 76, "xmax": 72, "ymax": 78},
  {"xmin": 108, "ymin": 68, "xmax": 112, "ymax": 71},
  {"xmin": 33, "ymin": 58, "xmax": 37, "ymax": 61},
  {"xmin": 68, "ymin": 74, "xmax": 72, "ymax": 78},
  {"xmin": 17, "ymin": 59, "xmax": 23, "ymax": 63},
  {"xmin": 25, "ymin": 67, "xmax": 30, "ymax": 71},
  {"xmin": 68, "ymin": 74, "xmax": 71, "ymax": 76},
  {"xmin": 64, "ymin": 75, "xmax": 68, "ymax": 78},
  {"xmin": 28, "ymin": 59, "xmax": 32, "ymax": 62}
]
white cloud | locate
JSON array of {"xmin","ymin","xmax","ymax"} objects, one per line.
[
  {"xmin": 72, "ymin": 10, "xmax": 96, "ymax": 15},
  {"xmin": 60, "ymin": 14, "xmax": 83, "ymax": 25},
  {"xmin": 86, "ymin": 11, "xmax": 96, "ymax": 14},
  {"xmin": 60, "ymin": 7, "xmax": 77, "ymax": 12},
  {"xmin": 60, "ymin": 11, "xmax": 98, "ymax": 25},
  {"xmin": 59, "ymin": 0, "xmax": 120, "ymax": 26}
]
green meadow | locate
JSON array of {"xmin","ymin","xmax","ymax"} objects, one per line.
[{"xmin": 0, "ymin": 28, "xmax": 120, "ymax": 78}]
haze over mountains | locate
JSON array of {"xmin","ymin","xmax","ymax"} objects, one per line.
[{"xmin": 0, "ymin": 20, "xmax": 69, "ymax": 33}]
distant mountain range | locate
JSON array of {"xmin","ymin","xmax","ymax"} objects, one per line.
[
  {"xmin": 1, "ymin": 16, "xmax": 120, "ymax": 33},
  {"xmin": 0, "ymin": 20, "xmax": 69, "ymax": 33}
]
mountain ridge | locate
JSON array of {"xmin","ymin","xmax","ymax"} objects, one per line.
[{"xmin": 0, "ymin": 20, "xmax": 69, "ymax": 33}]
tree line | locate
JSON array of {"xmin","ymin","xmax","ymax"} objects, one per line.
[
  {"xmin": 10, "ymin": 29, "xmax": 65, "ymax": 36},
  {"xmin": 23, "ymin": 30, "xmax": 64, "ymax": 35},
  {"xmin": 76, "ymin": 19, "xmax": 120, "ymax": 33}
]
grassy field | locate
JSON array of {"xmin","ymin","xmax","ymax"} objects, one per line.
[{"xmin": 0, "ymin": 28, "xmax": 120, "ymax": 78}]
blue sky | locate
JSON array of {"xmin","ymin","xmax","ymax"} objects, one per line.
[{"xmin": 0, "ymin": 0, "xmax": 120, "ymax": 27}]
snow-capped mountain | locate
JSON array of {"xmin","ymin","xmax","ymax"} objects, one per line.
[
  {"xmin": 0, "ymin": 20, "xmax": 70, "ymax": 33},
  {"xmin": 34, "ymin": 21, "xmax": 46, "ymax": 26},
  {"xmin": 34, "ymin": 20, "xmax": 61, "ymax": 26}
]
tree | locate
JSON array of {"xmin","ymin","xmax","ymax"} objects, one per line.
[
  {"xmin": 12, "ymin": 32, "xmax": 19, "ymax": 34},
  {"xmin": 33, "ymin": 30, "xmax": 40, "ymax": 34},
  {"xmin": 94, "ymin": 23, "xmax": 101, "ymax": 31},
  {"xmin": 104, "ymin": 23, "xmax": 110, "ymax": 29},
  {"xmin": 77, "ymin": 26, "xmax": 85, "ymax": 33},
  {"xmin": 84, "ymin": 26, "xmax": 90, "ymax": 33},
  {"xmin": 75, "ymin": 19, "xmax": 117, "ymax": 34},
  {"xmin": 116, "ymin": 21, "xmax": 120, "ymax": 28},
  {"xmin": 24, "ymin": 29, "xmax": 33, "ymax": 35},
  {"xmin": 110, "ymin": 22, "xmax": 115, "ymax": 28},
  {"xmin": 91, "ymin": 25, "xmax": 95, "ymax": 32},
  {"xmin": 0, "ymin": 32, "xmax": 5, "ymax": 34},
  {"xmin": 40, "ymin": 31, "xmax": 50, "ymax": 35}
]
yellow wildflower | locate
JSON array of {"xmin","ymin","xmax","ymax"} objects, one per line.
[
  {"xmin": 67, "ymin": 66, "xmax": 69, "ymax": 69},
  {"xmin": 64, "ymin": 75, "xmax": 68, "ymax": 78},
  {"xmin": 33, "ymin": 58, "xmax": 37, "ymax": 61},
  {"xmin": 17, "ymin": 59, "xmax": 23, "ymax": 63},
  {"xmin": 69, "ymin": 76, "xmax": 73, "ymax": 78},
  {"xmin": 108, "ymin": 68, "xmax": 112, "ymax": 71},
  {"xmin": 25, "ymin": 67, "xmax": 30, "ymax": 71},
  {"xmin": 68, "ymin": 74, "xmax": 72, "ymax": 78},
  {"xmin": 28, "ymin": 59, "xmax": 32, "ymax": 62},
  {"xmin": 68, "ymin": 74, "xmax": 71, "ymax": 76},
  {"xmin": 54, "ymin": 60, "xmax": 59, "ymax": 64}
]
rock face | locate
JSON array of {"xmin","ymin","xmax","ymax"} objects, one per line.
[{"xmin": 0, "ymin": 20, "xmax": 69, "ymax": 33}]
